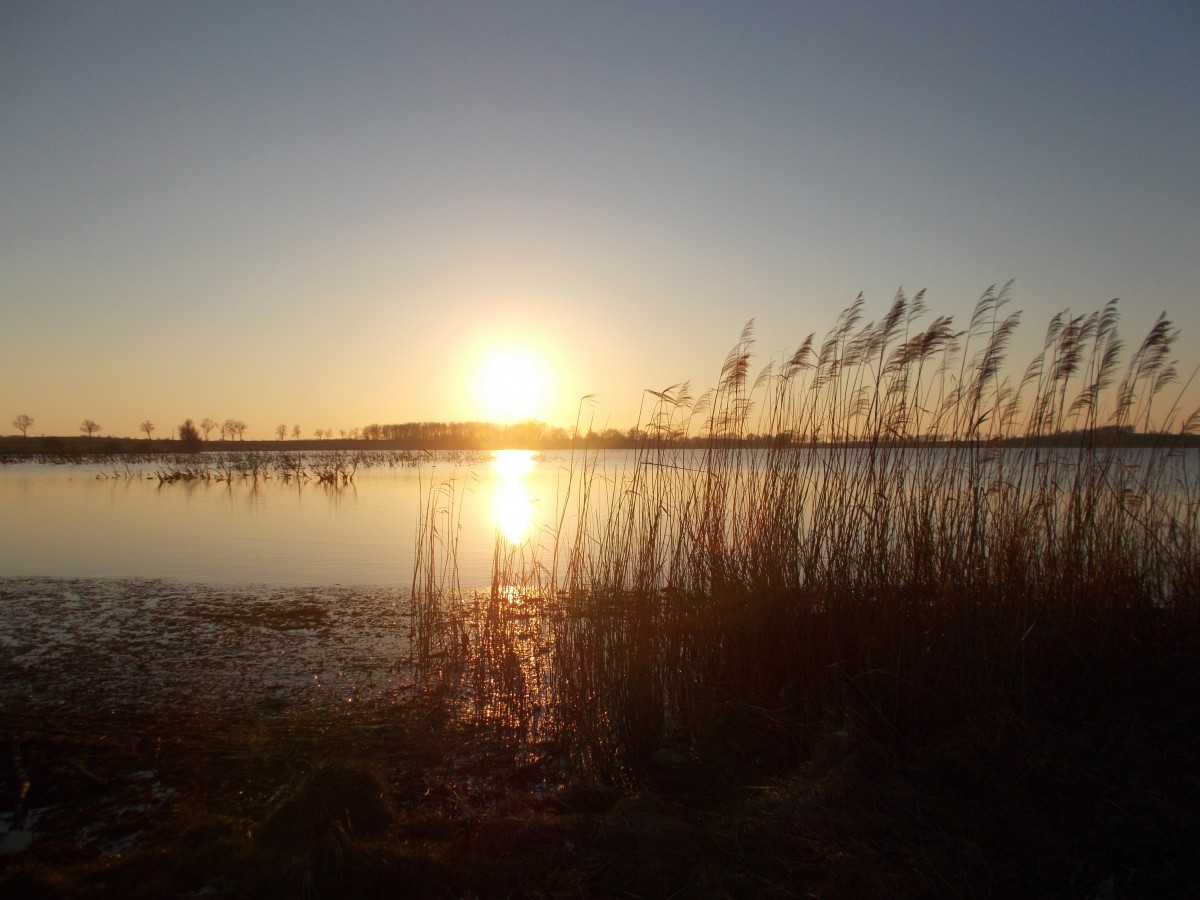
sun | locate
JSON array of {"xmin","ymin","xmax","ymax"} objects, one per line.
[{"xmin": 473, "ymin": 347, "xmax": 553, "ymax": 423}]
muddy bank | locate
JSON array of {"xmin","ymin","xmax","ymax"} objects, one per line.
[{"xmin": 1, "ymin": 578, "xmax": 410, "ymax": 715}]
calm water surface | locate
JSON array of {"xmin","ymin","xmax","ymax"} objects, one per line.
[
  {"xmin": 0, "ymin": 451, "xmax": 587, "ymax": 587},
  {"xmin": 3, "ymin": 446, "xmax": 1194, "ymax": 588}
]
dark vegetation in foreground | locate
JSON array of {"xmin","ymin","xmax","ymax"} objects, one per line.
[
  {"xmin": 2, "ymin": 661, "xmax": 1196, "ymax": 898},
  {"xmin": 3, "ymin": 286, "xmax": 1199, "ymax": 897}
]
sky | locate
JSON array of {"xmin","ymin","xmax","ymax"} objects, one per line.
[{"xmin": 3, "ymin": 1, "xmax": 1199, "ymax": 439}]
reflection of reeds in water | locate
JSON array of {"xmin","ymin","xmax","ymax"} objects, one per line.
[{"xmin": 411, "ymin": 285, "xmax": 1200, "ymax": 783}]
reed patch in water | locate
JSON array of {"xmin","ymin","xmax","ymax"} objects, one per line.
[{"xmin": 412, "ymin": 286, "xmax": 1200, "ymax": 784}]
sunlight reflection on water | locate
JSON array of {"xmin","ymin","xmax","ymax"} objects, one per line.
[
  {"xmin": 3, "ymin": 446, "xmax": 1192, "ymax": 589},
  {"xmin": 0, "ymin": 468, "xmax": 390, "ymax": 585},
  {"xmin": 0, "ymin": 453, "xmax": 575, "ymax": 587},
  {"xmin": 492, "ymin": 449, "xmax": 537, "ymax": 545}
]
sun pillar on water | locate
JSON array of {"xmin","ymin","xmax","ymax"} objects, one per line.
[{"xmin": 492, "ymin": 449, "xmax": 537, "ymax": 545}]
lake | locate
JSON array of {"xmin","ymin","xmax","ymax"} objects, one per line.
[
  {"xmin": 0, "ymin": 450, "xmax": 589, "ymax": 588},
  {"xmin": 3, "ymin": 444, "xmax": 1195, "ymax": 590}
]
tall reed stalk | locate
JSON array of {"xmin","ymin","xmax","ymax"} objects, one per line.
[{"xmin": 412, "ymin": 286, "xmax": 1200, "ymax": 782}]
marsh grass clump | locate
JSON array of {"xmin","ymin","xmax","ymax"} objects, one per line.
[
  {"xmin": 412, "ymin": 284, "xmax": 1200, "ymax": 783},
  {"xmin": 255, "ymin": 761, "xmax": 392, "ymax": 849},
  {"xmin": 310, "ymin": 449, "xmax": 360, "ymax": 485},
  {"xmin": 153, "ymin": 457, "xmax": 214, "ymax": 483}
]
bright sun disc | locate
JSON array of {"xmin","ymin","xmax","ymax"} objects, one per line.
[{"xmin": 475, "ymin": 347, "xmax": 552, "ymax": 422}]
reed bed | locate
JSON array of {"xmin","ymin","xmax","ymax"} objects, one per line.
[
  {"xmin": 72, "ymin": 448, "xmax": 438, "ymax": 484},
  {"xmin": 413, "ymin": 285, "xmax": 1200, "ymax": 783}
]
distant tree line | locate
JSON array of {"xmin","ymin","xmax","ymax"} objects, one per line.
[
  {"xmin": 9, "ymin": 411, "xmax": 1193, "ymax": 454},
  {"xmin": 352, "ymin": 419, "xmax": 1192, "ymax": 451},
  {"xmin": 358, "ymin": 420, "xmax": 576, "ymax": 448},
  {"xmin": 7, "ymin": 413, "xmax": 249, "ymax": 442}
]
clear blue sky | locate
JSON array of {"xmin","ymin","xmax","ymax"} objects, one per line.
[{"xmin": 3, "ymin": 1, "xmax": 1198, "ymax": 438}]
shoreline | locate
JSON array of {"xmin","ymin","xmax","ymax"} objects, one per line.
[
  {"xmin": 3, "ymin": 577, "xmax": 1198, "ymax": 897},
  {"xmin": 4, "ymin": 427, "xmax": 1199, "ymax": 458}
]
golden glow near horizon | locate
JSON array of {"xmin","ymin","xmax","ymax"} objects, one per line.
[
  {"xmin": 492, "ymin": 449, "xmax": 537, "ymax": 544},
  {"xmin": 473, "ymin": 346, "xmax": 554, "ymax": 424}
]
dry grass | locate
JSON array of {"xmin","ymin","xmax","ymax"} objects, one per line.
[
  {"xmin": 413, "ymin": 286, "xmax": 1200, "ymax": 782},
  {"xmin": 3, "ymin": 657, "xmax": 1197, "ymax": 897}
]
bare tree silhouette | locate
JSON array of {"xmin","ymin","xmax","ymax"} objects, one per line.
[
  {"xmin": 178, "ymin": 419, "xmax": 202, "ymax": 447},
  {"xmin": 12, "ymin": 413, "xmax": 34, "ymax": 437},
  {"xmin": 80, "ymin": 419, "xmax": 101, "ymax": 437},
  {"xmin": 140, "ymin": 419, "xmax": 155, "ymax": 439}
]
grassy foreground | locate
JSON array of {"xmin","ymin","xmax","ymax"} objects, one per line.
[
  {"xmin": 4, "ymin": 287, "xmax": 1199, "ymax": 897},
  {"xmin": 2, "ymin": 660, "xmax": 1198, "ymax": 898}
]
